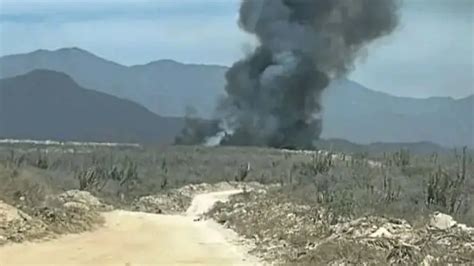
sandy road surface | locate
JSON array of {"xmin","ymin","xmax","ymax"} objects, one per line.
[{"xmin": 0, "ymin": 190, "xmax": 259, "ymax": 266}]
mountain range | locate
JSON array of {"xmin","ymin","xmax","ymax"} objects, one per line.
[
  {"xmin": 0, "ymin": 48, "xmax": 472, "ymax": 147},
  {"xmin": 0, "ymin": 48, "xmax": 226, "ymax": 118},
  {"xmin": 0, "ymin": 70, "xmax": 183, "ymax": 143}
]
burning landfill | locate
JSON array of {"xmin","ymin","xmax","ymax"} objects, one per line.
[{"xmin": 176, "ymin": 0, "xmax": 400, "ymax": 149}]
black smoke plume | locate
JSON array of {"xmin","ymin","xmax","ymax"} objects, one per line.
[{"xmin": 177, "ymin": 0, "xmax": 400, "ymax": 149}]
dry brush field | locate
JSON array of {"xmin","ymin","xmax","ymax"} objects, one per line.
[{"xmin": 0, "ymin": 143, "xmax": 472, "ymax": 264}]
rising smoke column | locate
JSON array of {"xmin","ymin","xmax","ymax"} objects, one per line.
[{"xmin": 216, "ymin": 0, "xmax": 400, "ymax": 149}]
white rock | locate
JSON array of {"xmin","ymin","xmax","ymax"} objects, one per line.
[
  {"xmin": 57, "ymin": 190, "xmax": 112, "ymax": 211},
  {"xmin": 63, "ymin": 202, "xmax": 90, "ymax": 211},
  {"xmin": 370, "ymin": 227, "xmax": 393, "ymax": 238},
  {"xmin": 422, "ymin": 255, "xmax": 435, "ymax": 266},
  {"xmin": 0, "ymin": 200, "xmax": 32, "ymax": 223},
  {"xmin": 429, "ymin": 212, "xmax": 457, "ymax": 230},
  {"xmin": 58, "ymin": 190, "xmax": 101, "ymax": 206},
  {"xmin": 456, "ymin": 223, "xmax": 474, "ymax": 233}
]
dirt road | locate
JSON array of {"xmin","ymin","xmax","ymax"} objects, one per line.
[{"xmin": 0, "ymin": 190, "xmax": 259, "ymax": 266}]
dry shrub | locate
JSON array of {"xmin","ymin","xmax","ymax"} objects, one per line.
[
  {"xmin": 34, "ymin": 205, "xmax": 104, "ymax": 235},
  {"xmin": 298, "ymin": 240, "xmax": 389, "ymax": 265},
  {"xmin": 0, "ymin": 166, "xmax": 54, "ymax": 210}
]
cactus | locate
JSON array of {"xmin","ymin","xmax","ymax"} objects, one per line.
[{"xmin": 426, "ymin": 147, "xmax": 469, "ymax": 215}]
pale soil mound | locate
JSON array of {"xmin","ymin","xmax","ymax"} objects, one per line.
[
  {"xmin": 0, "ymin": 200, "xmax": 47, "ymax": 245},
  {"xmin": 208, "ymin": 190, "xmax": 474, "ymax": 265},
  {"xmin": 33, "ymin": 204, "xmax": 104, "ymax": 235},
  {"xmin": 132, "ymin": 191, "xmax": 192, "ymax": 214},
  {"xmin": 52, "ymin": 190, "xmax": 113, "ymax": 212},
  {"xmin": 35, "ymin": 190, "xmax": 107, "ymax": 234},
  {"xmin": 0, "ymin": 190, "xmax": 107, "ymax": 245}
]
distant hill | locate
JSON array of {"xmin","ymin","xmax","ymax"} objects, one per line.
[
  {"xmin": 0, "ymin": 48, "xmax": 227, "ymax": 118},
  {"xmin": 314, "ymin": 139, "xmax": 451, "ymax": 155},
  {"xmin": 0, "ymin": 70, "xmax": 184, "ymax": 143},
  {"xmin": 0, "ymin": 48, "xmax": 472, "ymax": 147},
  {"xmin": 322, "ymin": 80, "xmax": 474, "ymax": 147}
]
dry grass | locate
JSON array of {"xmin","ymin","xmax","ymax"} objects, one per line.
[
  {"xmin": 1, "ymin": 144, "xmax": 472, "ymax": 222},
  {"xmin": 0, "ymin": 143, "xmax": 472, "ymax": 251}
]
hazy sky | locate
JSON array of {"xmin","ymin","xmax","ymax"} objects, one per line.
[{"xmin": 0, "ymin": 0, "xmax": 472, "ymax": 98}]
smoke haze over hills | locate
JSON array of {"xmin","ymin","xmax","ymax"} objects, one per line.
[{"xmin": 0, "ymin": 48, "xmax": 472, "ymax": 147}]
